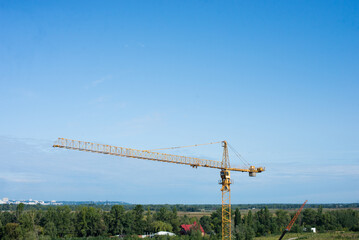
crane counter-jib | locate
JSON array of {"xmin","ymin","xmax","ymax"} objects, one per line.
[{"xmin": 53, "ymin": 138, "xmax": 263, "ymax": 173}]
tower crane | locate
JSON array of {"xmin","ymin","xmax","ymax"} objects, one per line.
[{"xmin": 53, "ymin": 137, "xmax": 265, "ymax": 240}]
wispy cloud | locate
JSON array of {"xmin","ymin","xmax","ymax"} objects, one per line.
[
  {"xmin": 87, "ymin": 96, "xmax": 127, "ymax": 111},
  {"xmin": 0, "ymin": 173, "xmax": 44, "ymax": 183},
  {"xmin": 1, "ymin": 135, "xmax": 357, "ymax": 203},
  {"xmin": 272, "ymin": 163, "xmax": 359, "ymax": 178},
  {"xmin": 91, "ymin": 78, "xmax": 105, "ymax": 87},
  {"xmin": 116, "ymin": 113, "xmax": 163, "ymax": 136},
  {"xmin": 10, "ymin": 88, "xmax": 38, "ymax": 99},
  {"xmin": 90, "ymin": 96, "xmax": 107, "ymax": 104},
  {"xmin": 85, "ymin": 75, "xmax": 112, "ymax": 89}
]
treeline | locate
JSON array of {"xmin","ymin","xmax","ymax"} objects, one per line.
[
  {"xmin": 230, "ymin": 206, "xmax": 359, "ymax": 239},
  {"xmin": 1, "ymin": 203, "xmax": 358, "ymax": 212},
  {"xmin": 0, "ymin": 204, "xmax": 359, "ymax": 240},
  {"xmin": 0, "ymin": 204, "xmax": 213, "ymax": 240}
]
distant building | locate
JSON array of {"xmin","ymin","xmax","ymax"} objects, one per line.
[
  {"xmin": 138, "ymin": 231, "xmax": 175, "ymax": 238},
  {"xmin": 0, "ymin": 198, "xmax": 62, "ymax": 206},
  {"xmin": 180, "ymin": 221, "xmax": 205, "ymax": 236},
  {"xmin": 155, "ymin": 231, "xmax": 176, "ymax": 236}
]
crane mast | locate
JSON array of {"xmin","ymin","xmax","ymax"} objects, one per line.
[
  {"xmin": 53, "ymin": 137, "xmax": 264, "ymax": 240},
  {"xmin": 220, "ymin": 141, "xmax": 231, "ymax": 239}
]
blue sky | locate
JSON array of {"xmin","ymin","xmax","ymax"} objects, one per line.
[{"xmin": 0, "ymin": 0, "xmax": 358, "ymax": 204}]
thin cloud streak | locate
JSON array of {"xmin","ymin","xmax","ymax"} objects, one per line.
[{"xmin": 0, "ymin": 173, "xmax": 44, "ymax": 183}]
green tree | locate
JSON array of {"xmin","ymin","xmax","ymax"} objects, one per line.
[
  {"xmin": 200, "ymin": 216, "xmax": 212, "ymax": 234},
  {"xmin": 246, "ymin": 210, "xmax": 253, "ymax": 226},
  {"xmin": 145, "ymin": 207, "xmax": 153, "ymax": 232},
  {"xmin": 1, "ymin": 212, "xmax": 16, "ymax": 226},
  {"xmin": 210, "ymin": 208, "xmax": 222, "ymax": 235},
  {"xmin": 76, "ymin": 207, "xmax": 89, "ymax": 237},
  {"xmin": 56, "ymin": 206, "xmax": 74, "ymax": 237},
  {"xmin": 124, "ymin": 210, "xmax": 135, "ymax": 234},
  {"xmin": 0, "ymin": 217, "xmax": 3, "ymax": 239},
  {"xmin": 44, "ymin": 206, "xmax": 74, "ymax": 237},
  {"xmin": 181, "ymin": 215, "xmax": 191, "ymax": 225},
  {"xmin": 87, "ymin": 207, "xmax": 106, "ymax": 236},
  {"xmin": 151, "ymin": 221, "xmax": 173, "ymax": 232},
  {"xmin": 323, "ymin": 211, "xmax": 339, "ymax": 230},
  {"xmin": 3, "ymin": 223, "xmax": 21, "ymax": 240},
  {"xmin": 19, "ymin": 211, "xmax": 37, "ymax": 238},
  {"xmin": 155, "ymin": 207, "xmax": 171, "ymax": 222},
  {"xmin": 109, "ymin": 205, "xmax": 125, "ymax": 235},
  {"xmin": 44, "ymin": 221, "xmax": 57, "ymax": 238},
  {"xmin": 244, "ymin": 225, "xmax": 255, "ymax": 240},
  {"xmin": 255, "ymin": 207, "xmax": 271, "ymax": 235},
  {"xmin": 189, "ymin": 228, "xmax": 203, "ymax": 240},
  {"xmin": 170, "ymin": 207, "xmax": 180, "ymax": 234},
  {"xmin": 234, "ymin": 208, "xmax": 241, "ymax": 227},
  {"xmin": 133, "ymin": 205, "xmax": 145, "ymax": 234},
  {"xmin": 275, "ymin": 209, "xmax": 289, "ymax": 232},
  {"xmin": 302, "ymin": 208, "xmax": 316, "ymax": 227},
  {"xmin": 76, "ymin": 206, "xmax": 105, "ymax": 237},
  {"xmin": 316, "ymin": 205, "xmax": 325, "ymax": 230},
  {"xmin": 234, "ymin": 224, "xmax": 245, "ymax": 240},
  {"xmin": 15, "ymin": 203, "xmax": 24, "ymax": 222}
]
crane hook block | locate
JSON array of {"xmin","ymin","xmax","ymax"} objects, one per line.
[{"xmin": 249, "ymin": 172, "xmax": 256, "ymax": 177}]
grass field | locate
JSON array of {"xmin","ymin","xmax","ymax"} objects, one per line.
[
  {"xmin": 50, "ymin": 232, "xmax": 359, "ymax": 239},
  {"xmin": 177, "ymin": 211, "xmax": 212, "ymax": 218},
  {"xmin": 254, "ymin": 231, "xmax": 359, "ymax": 240}
]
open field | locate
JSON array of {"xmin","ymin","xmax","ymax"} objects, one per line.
[
  {"xmin": 50, "ymin": 232, "xmax": 359, "ymax": 239},
  {"xmin": 254, "ymin": 232, "xmax": 359, "ymax": 240},
  {"xmin": 177, "ymin": 211, "xmax": 213, "ymax": 218},
  {"xmin": 176, "ymin": 207, "xmax": 359, "ymax": 219}
]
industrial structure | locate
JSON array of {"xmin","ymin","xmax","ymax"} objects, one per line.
[
  {"xmin": 53, "ymin": 137, "xmax": 265, "ymax": 240},
  {"xmin": 278, "ymin": 200, "xmax": 308, "ymax": 240}
]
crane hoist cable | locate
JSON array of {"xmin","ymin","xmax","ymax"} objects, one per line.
[
  {"xmin": 149, "ymin": 141, "xmax": 254, "ymax": 169},
  {"xmin": 147, "ymin": 141, "xmax": 222, "ymax": 151},
  {"xmin": 228, "ymin": 143, "xmax": 251, "ymax": 168}
]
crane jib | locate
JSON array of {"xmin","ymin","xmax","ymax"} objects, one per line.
[{"xmin": 53, "ymin": 138, "xmax": 262, "ymax": 173}]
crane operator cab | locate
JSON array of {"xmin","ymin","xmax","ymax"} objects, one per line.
[
  {"xmin": 220, "ymin": 170, "xmax": 231, "ymax": 185},
  {"xmin": 220, "ymin": 170, "xmax": 230, "ymax": 179},
  {"xmin": 219, "ymin": 170, "xmax": 232, "ymax": 189}
]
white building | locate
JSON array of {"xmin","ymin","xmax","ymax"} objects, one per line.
[
  {"xmin": 155, "ymin": 231, "xmax": 176, "ymax": 236},
  {"xmin": 0, "ymin": 198, "xmax": 9, "ymax": 204}
]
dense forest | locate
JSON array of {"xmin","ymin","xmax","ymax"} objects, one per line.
[
  {"xmin": 1, "ymin": 203, "xmax": 358, "ymax": 212},
  {"xmin": 0, "ymin": 204, "xmax": 358, "ymax": 240}
]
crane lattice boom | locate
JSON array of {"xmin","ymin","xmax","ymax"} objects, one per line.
[
  {"xmin": 53, "ymin": 138, "xmax": 263, "ymax": 173},
  {"xmin": 278, "ymin": 200, "xmax": 308, "ymax": 240}
]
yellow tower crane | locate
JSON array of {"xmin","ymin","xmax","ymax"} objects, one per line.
[{"xmin": 53, "ymin": 137, "xmax": 265, "ymax": 240}]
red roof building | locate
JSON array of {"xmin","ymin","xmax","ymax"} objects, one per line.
[{"xmin": 180, "ymin": 221, "xmax": 205, "ymax": 236}]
